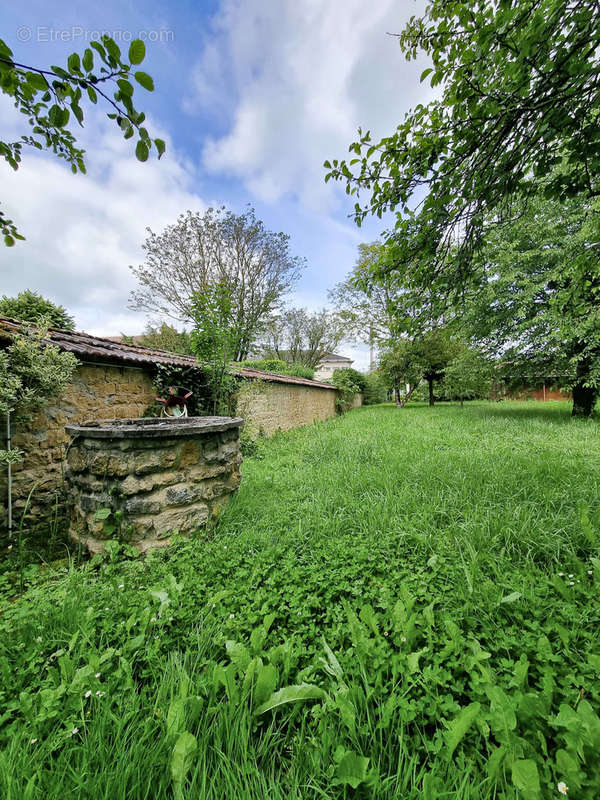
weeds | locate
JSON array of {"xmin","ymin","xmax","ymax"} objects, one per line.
[{"xmin": 0, "ymin": 401, "xmax": 599, "ymax": 798}]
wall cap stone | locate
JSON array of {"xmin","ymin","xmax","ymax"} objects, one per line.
[{"xmin": 66, "ymin": 416, "xmax": 244, "ymax": 439}]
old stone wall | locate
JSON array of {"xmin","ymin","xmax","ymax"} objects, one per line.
[
  {"xmin": 1, "ymin": 361, "xmax": 340, "ymax": 534},
  {"xmin": 237, "ymin": 380, "xmax": 338, "ymax": 436},
  {"xmin": 1, "ymin": 363, "xmax": 156, "ymax": 531}
]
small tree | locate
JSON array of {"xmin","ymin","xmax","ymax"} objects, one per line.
[
  {"xmin": 0, "ymin": 289, "xmax": 75, "ymax": 330},
  {"xmin": 0, "ymin": 321, "xmax": 78, "ymax": 537},
  {"xmin": 443, "ymin": 350, "xmax": 492, "ymax": 407},
  {"xmin": 190, "ymin": 284, "xmax": 237, "ymax": 415}
]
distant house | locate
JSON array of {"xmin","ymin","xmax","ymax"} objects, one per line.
[{"xmin": 313, "ymin": 352, "xmax": 353, "ymax": 381}]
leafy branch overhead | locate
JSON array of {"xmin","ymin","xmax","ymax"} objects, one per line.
[
  {"xmin": 0, "ymin": 34, "xmax": 164, "ymax": 245},
  {"xmin": 325, "ymin": 0, "xmax": 600, "ymax": 274}
]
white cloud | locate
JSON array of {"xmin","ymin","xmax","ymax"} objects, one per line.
[
  {"xmin": 189, "ymin": 0, "xmax": 431, "ymax": 212},
  {"xmin": 0, "ymin": 100, "xmax": 206, "ymax": 335}
]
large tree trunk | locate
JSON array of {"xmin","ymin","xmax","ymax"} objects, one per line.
[
  {"xmin": 572, "ymin": 383, "xmax": 597, "ymax": 417},
  {"xmin": 428, "ymin": 378, "xmax": 435, "ymax": 407}
]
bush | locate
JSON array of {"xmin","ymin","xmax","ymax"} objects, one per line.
[
  {"xmin": 330, "ymin": 368, "xmax": 364, "ymax": 412},
  {"xmin": 362, "ymin": 371, "xmax": 387, "ymax": 405},
  {"xmin": 240, "ymin": 359, "xmax": 315, "ymax": 381}
]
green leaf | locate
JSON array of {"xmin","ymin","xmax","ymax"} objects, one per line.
[
  {"xmin": 254, "ymin": 663, "xmax": 277, "ymax": 706},
  {"xmin": 117, "ymin": 79, "xmax": 133, "ymax": 97},
  {"xmin": 255, "ymin": 683, "xmax": 327, "ymax": 715},
  {"xmin": 4, "ymin": 235, "xmax": 15, "ymax": 247},
  {"xmin": 25, "ymin": 72, "xmax": 48, "ymax": 92},
  {"xmin": 333, "ymin": 751, "xmax": 370, "ymax": 789},
  {"xmin": 225, "ymin": 640, "xmax": 251, "ymax": 672},
  {"xmin": 420, "ymin": 67, "xmax": 433, "ymax": 82},
  {"xmin": 135, "ymin": 140, "xmax": 149, "ymax": 162},
  {"xmin": 500, "ymin": 591, "xmax": 522, "ymax": 604},
  {"xmin": 67, "ymin": 53, "xmax": 81, "ymax": 74},
  {"xmin": 170, "ymin": 731, "xmax": 197, "ymax": 800},
  {"xmin": 155, "ymin": 138, "xmax": 166, "ymax": 159},
  {"xmin": 511, "ymin": 759, "xmax": 541, "ymax": 798},
  {"xmin": 128, "ymin": 39, "xmax": 145, "ymax": 65},
  {"xmin": 166, "ymin": 698, "xmax": 186, "ymax": 741},
  {"xmin": 134, "ymin": 71, "xmax": 154, "ymax": 91},
  {"xmin": 87, "ymin": 85, "xmax": 98, "ymax": 103},
  {"xmin": 82, "ymin": 48, "xmax": 94, "ymax": 72},
  {"xmin": 445, "ymin": 702, "xmax": 481, "ymax": 759},
  {"xmin": 94, "ymin": 508, "xmax": 112, "ymax": 521}
]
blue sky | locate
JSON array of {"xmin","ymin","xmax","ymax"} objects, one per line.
[{"xmin": 1, "ymin": 0, "xmax": 430, "ymax": 368}]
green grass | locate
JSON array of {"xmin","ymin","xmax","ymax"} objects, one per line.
[{"xmin": 1, "ymin": 401, "xmax": 599, "ymax": 799}]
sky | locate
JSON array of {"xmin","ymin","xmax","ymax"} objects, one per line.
[{"xmin": 1, "ymin": 0, "xmax": 431, "ymax": 369}]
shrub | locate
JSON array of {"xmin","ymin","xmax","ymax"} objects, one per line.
[
  {"xmin": 330, "ymin": 368, "xmax": 364, "ymax": 412},
  {"xmin": 362, "ymin": 371, "xmax": 387, "ymax": 405}
]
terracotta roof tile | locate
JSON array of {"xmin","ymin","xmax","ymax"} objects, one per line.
[{"xmin": 0, "ymin": 317, "xmax": 337, "ymax": 390}]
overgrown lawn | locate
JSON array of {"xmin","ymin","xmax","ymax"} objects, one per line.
[{"xmin": 1, "ymin": 402, "xmax": 599, "ymax": 799}]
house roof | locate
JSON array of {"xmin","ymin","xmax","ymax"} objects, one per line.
[
  {"xmin": 319, "ymin": 352, "xmax": 353, "ymax": 363},
  {"xmin": 0, "ymin": 317, "xmax": 337, "ymax": 391}
]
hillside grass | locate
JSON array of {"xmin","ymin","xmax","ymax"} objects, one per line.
[{"xmin": 1, "ymin": 401, "xmax": 599, "ymax": 799}]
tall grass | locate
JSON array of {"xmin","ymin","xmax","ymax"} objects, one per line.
[{"xmin": 1, "ymin": 401, "xmax": 599, "ymax": 799}]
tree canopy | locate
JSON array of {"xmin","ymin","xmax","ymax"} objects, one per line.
[
  {"xmin": 0, "ymin": 34, "xmax": 162, "ymax": 245},
  {"xmin": 326, "ymin": 0, "xmax": 600, "ymax": 275},
  {"xmin": 130, "ymin": 206, "xmax": 304, "ymax": 361},
  {"xmin": 0, "ymin": 289, "xmax": 75, "ymax": 330},
  {"xmin": 261, "ymin": 308, "xmax": 346, "ymax": 369},
  {"xmin": 462, "ymin": 191, "xmax": 600, "ymax": 415}
]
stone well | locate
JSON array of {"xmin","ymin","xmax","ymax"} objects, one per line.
[{"xmin": 64, "ymin": 416, "xmax": 244, "ymax": 553}]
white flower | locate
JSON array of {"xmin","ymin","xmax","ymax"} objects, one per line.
[
  {"xmin": 96, "ymin": 691, "xmax": 105, "ymax": 697},
  {"xmin": 36, "ymin": 636, "xmax": 42, "ymax": 642},
  {"xmin": 95, "ymin": 673, "xmax": 101, "ymax": 679},
  {"xmin": 30, "ymin": 738, "xmax": 37, "ymax": 744},
  {"xmin": 84, "ymin": 690, "xmax": 92, "ymax": 698},
  {"xmin": 568, "ymin": 574, "xmax": 574, "ymax": 578},
  {"xmin": 569, "ymin": 581, "xmax": 575, "ymax": 586},
  {"xmin": 71, "ymin": 727, "xmax": 79, "ymax": 735},
  {"xmin": 558, "ymin": 572, "xmax": 564, "ymax": 577},
  {"xmin": 588, "ymin": 570, "xmax": 593, "ymax": 575},
  {"xmin": 223, "ymin": 545, "xmax": 227, "ymax": 550},
  {"xmin": 401, "ymin": 636, "xmax": 407, "ymax": 643},
  {"xmin": 229, "ymin": 613, "xmax": 235, "ymax": 619},
  {"xmin": 118, "ymin": 584, "xmax": 125, "ymax": 589},
  {"xmin": 7, "ymin": 545, "xmax": 12, "ymax": 551},
  {"xmin": 558, "ymin": 781, "xmax": 568, "ymax": 795},
  {"xmin": 151, "ymin": 617, "xmax": 157, "ymax": 623}
]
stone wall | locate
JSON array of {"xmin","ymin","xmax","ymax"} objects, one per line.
[
  {"xmin": 237, "ymin": 379, "xmax": 338, "ymax": 436},
  {"xmin": 1, "ymin": 363, "xmax": 156, "ymax": 531},
  {"xmin": 1, "ymin": 360, "xmax": 340, "ymax": 534}
]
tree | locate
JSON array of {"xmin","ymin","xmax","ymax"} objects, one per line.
[
  {"xmin": 130, "ymin": 206, "xmax": 304, "ymax": 361},
  {"xmin": 1, "ymin": 34, "xmax": 162, "ymax": 245},
  {"xmin": 329, "ymin": 242, "xmax": 398, "ymax": 351},
  {"xmin": 0, "ymin": 321, "xmax": 78, "ymax": 537},
  {"xmin": 326, "ymin": 0, "xmax": 600, "ymax": 275},
  {"xmin": 413, "ymin": 329, "xmax": 463, "ymax": 407},
  {"xmin": 190, "ymin": 283, "xmax": 238, "ymax": 415},
  {"xmin": 378, "ymin": 329, "xmax": 462, "ymax": 407},
  {"xmin": 261, "ymin": 308, "xmax": 346, "ymax": 368},
  {"xmin": 460, "ymin": 191, "xmax": 600, "ymax": 416},
  {"xmin": 137, "ymin": 323, "xmax": 194, "ymax": 355},
  {"xmin": 0, "ymin": 289, "xmax": 75, "ymax": 329},
  {"xmin": 378, "ymin": 340, "xmax": 422, "ymax": 407},
  {"xmin": 443, "ymin": 349, "xmax": 492, "ymax": 407}
]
